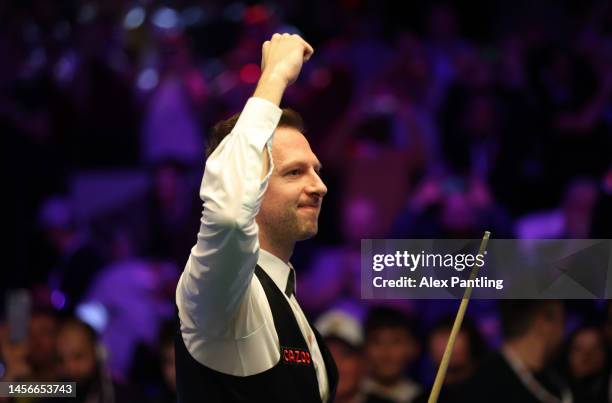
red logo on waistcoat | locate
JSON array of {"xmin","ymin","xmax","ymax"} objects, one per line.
[{"xmin": 282, "ymin": 347, "xmax": 312, "ymax": 366}]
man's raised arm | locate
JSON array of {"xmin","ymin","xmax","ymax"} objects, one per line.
[{"xmin": 176, "ymin": 34, "xmax": 313, "ymax": 340}]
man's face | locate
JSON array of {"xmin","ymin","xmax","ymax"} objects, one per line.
[
  {"xmin": 327, "ymin": 340, "xmax": 364, "ymax": 399},
  {"xmin": 257, "ymin": 127, "xmax": 327, "ymax": 244},
  {"xmin": 537, "ymin": 302, "xmax": 565, "ymax": 360},
  {"xmin": 429, "ymin": 330, "xmax": 474, "ymax": 384},
  {"xmin": 365, "ymin": 328, "xmax": 419, "ymax": 383},
  {"xmin": 569, "ymin": 328, "xmax": 605, "ymax": 379},
  {"xmin": 28, "ymin": 314, "xmax": 58, "ymax": 367},
  {"xmin": 56, "ymin": 326, "xmax": 97, "ymax": 382}
]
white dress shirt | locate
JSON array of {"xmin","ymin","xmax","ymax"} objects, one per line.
[{"xmin": 176, "ymin": 97, "xmax": 329, "ymax": 402}]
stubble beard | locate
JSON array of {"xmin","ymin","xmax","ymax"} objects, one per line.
[{"xmin": 268, "ymin": 205, "xmax": 319, "ymax": 245}]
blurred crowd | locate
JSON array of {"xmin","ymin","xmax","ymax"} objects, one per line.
[
  {"xmin": 2, "ymin": 0, "xmax": 612, "ymax": 402},
  {"xmin": 2, "ymin": 301, "xmax": 612, "ymax": 402}
]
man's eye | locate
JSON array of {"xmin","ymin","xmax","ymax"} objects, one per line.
[{"xmin": 286, "ymin": 169, "xmax": 300, "ymax": 176}]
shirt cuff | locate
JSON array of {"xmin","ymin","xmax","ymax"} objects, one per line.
[{"xmin": 233, "ymin": 97, "xmax": 283, "ymax": 152}]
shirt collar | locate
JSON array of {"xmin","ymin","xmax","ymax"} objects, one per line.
[{"xmin": 258, "ymin": 249, "xmax": 293, "ymax": 292}]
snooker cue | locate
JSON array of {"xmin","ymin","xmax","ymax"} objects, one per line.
[{"xmin": 427, "ymin": 231, "xmax": 491, "ymax": 403}]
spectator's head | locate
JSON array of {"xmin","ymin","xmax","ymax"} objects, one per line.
[
  {"xmin": 500, "ymin": 300, "xmax": 565, "ymax": 361},
  {"xmin": 566, "ymin": 326, "xmax": 608, "ymax": 380},
  {"xmin": 208, "ymin": 109, "xmax": 327, "ymax": 255},
  {"xmin": 364, "ymin": 307, "xmax": 420, "ymax": 384},
  {"xmin": 27, "ymin": 309, "xmax": 59, "ymax": 378},
  {"xmin": 56, "ymin": 318, "xmax": 102, "ymax": 383},
  {"xmin": 428, "ymin": 316, "xmax": 487, "ymax": 385},
  {"xmin": 316, "ymin": 310, "xmax": 364, "ymax": 401}
]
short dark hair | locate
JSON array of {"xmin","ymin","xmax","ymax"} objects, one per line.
[
  {"xmin": 59, "ymin": 317, "xmax": 99, "ymax": 347},
  {"xmin": 364, "ymin": 306, "xmax": 418, "ymax": 341},
  {"xmin": 500, "ymin": 300, "xmax": 562, "ymax": 340},
  {"xmin": 206, "ymin": 108, "xmax": 305, "ymax": 157}
]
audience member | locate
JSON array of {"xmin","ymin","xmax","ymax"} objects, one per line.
[
  {"xmin": 363, "ymin": 307, "xmax": 422, "ymax": 403},
  {"xmin": 27, "ymin": 309, "xmax": 60, "ymax": 382},
  {"xmin": 413, "ymin": 316, "xmax": 487, "ymax": 403},
  {"xmin": 54, "ymin": 317, "xmax": 138, "ymax": 403},
  {"xmin": 316, "ymin": 310, "xmax": 393, "ymax": 403},
  {"xmin": 459, "ymin": 300, "xmax": 570, "ymax": 403},
  {"xmin": 563, "ymin": 326, "xmax": 610, "ymax": 403}
]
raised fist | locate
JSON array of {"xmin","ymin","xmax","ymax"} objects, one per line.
[{"xmin": 260, "ymin": 33, "xmax": 314, "ymax": 87}]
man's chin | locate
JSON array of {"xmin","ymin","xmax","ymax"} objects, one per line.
[{"xmin": 296, "ymin": 224, "xmax": 318, "ymax": 241}]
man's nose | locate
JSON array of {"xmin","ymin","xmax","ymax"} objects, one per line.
[{"xmin": 307, "ymin": 172, "xmax": 327, "ymax": 198}]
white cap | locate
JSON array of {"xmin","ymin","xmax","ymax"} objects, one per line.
[{"xmin": 315, "ymin": 309, "xmax": 363, "ymax": 348}]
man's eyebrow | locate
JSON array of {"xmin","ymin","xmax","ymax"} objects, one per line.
[{"xmin": 278, "ymin": 159, "xmax": 323, "ymax": 171}]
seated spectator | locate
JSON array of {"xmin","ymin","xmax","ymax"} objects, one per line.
[
  {"xmin": 27, "ymin": 309, "xmax": 60, "ymax": 382},
  {"xmin": 316, "ymin": 310, "xmax": 393, "ymax": 403},
  {"xmin": 459, "ymin": 300, "xmax": 570, "ymax": 403},
  {"xmin": 428, "ymin": 317, "xmax": 486, "ymax": 385},
  {"xmin": 363, "ymin": 307, "xmax": 422, "ymax": 403},
  {"xmin": 563, "ymin": 326, "xmax": 610, "ymax": 403},
  {"xmin": 414, "ymin": 316, "xmax": 487, "ymax": 403},
  {"xmin": 55, "ymin": 317, "xmax": 138, "ymax": 403},
  {"xmin": 0, "ymin": 301, "xmax": 59, "ymax": 386}
]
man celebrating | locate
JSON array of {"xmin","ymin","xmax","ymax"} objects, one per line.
[{"xmin": 175, "ymin": 33, "xmax": 338, "ymax": 403}]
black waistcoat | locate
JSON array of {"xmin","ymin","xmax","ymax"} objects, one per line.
[{"xmin": 175, "ymin": 265, "xmax": 338, "ymax": 403}]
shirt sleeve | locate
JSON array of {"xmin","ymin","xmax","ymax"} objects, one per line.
[{"xmin": 176, "ymin": 97, "xmax": 282, "ymax": 340}]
